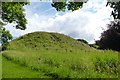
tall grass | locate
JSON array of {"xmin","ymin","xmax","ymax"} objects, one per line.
[
  {"xmin": 2, "ymin": 56, "xmax": 50, "ymax": 78},
  {"xmin": 2, "ymin": 49, "xmax": 119, "ymax": 78}
]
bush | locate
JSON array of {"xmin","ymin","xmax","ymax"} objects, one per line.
[{"xmin": 77, "ymin": 39, "xmax": 88, "ymax": 44}]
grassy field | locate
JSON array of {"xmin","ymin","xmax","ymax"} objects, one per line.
[{"xmin": 1, "ymin": 32, "xmax": 120, "ymax": 78}]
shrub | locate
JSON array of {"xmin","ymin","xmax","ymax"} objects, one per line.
[{"xmin": 77, "ymin": 39, "xmax": 88, "ymax": 44}]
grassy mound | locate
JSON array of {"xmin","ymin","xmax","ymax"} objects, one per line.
[
  {"xmin": 2, "ymin": 32, "xmax": 120, "ymax": 78},
  {"xmin": 8, "ymin": 32, "xmax": 92, "ymax": 52}
]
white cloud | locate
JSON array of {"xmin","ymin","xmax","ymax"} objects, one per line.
[{"xmin": 5, "ymin": 0, "xmax": 113, "ymax": 44}]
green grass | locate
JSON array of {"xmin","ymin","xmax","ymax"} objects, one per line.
[
  {"xmin": 2, "ymin": 56, "xmax": 50, "ymax": 78},
  {"xmin": 2, "ymin": 50, "xmax": 119, "ymax": 78},
  {"xmin": 2, "ymin": 32, "xmax": 120, "ymax": 78}
]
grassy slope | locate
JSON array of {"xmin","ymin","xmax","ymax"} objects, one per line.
[{"xmin": 2, "ymin": 32, "xmax": 120, "ymax": 78}]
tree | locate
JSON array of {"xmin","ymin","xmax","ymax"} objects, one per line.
[
  {"xmin": 0, "ymin": 1, "xmax": 29, "ymax": 50},
  {"xmin": 1, "ymin": 2, "xmax": 29, "ymax": 30},
  {"xmin": 0, "ymin": 19, "xmax": 12, "ymax": 51},
  {"xmin": 51, "ymin": 0, "xmax": 87, "ymax": 11},
  {"xmin": 96, "ymin": 1, "xmax": 120, "ymax": 51},
  {"xmin": 97, "ymin": 19, "xmax": 120, "ymax": 51},
  {"xmin": 52, "ymin": 0, "xmax": 120, "ymax": 51},
  {"xmin": 52, "ymin": 0, "xmax": 120, "ymax": 18},
  {"xmin": 106, "ymin": 1, "xmax": 120, "ymax": 19},
  {"xmin": 0, "ymin": 28, "xmax": 12, "ymax": 51}
]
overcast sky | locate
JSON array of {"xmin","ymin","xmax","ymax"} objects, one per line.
[{"xmin": 5, "ymin": 0, "xmax": 114, "ymax": 44}]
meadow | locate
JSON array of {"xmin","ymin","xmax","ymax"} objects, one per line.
[{"xmin": 1, "ymin": 32, "xmax": 120, "ymax": 78}]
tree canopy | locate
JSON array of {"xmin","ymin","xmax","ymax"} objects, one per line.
[
  {"xmin": 51, "ymin": 0, "xmax": 87, "ymax": 11},
  {"xmin": 0, "ymin": 28, "xmax": 12, "ymax": 51},
  {"xmin": 1, "ymin": 2, "xmax": 29, "ymax": 30},
  {"xmin": 51, "ymin": 0, "xmax": 120, "ymax": 51},
  {"xmin": 96, "ymin": 1, "xmax": 120, "ymax": 51},
  {"xmin": 97, "ymin": 19, "xmax": 120, "ymax": 51},
  {"xmin": 0, "ymin": 1, "xmax": 29, "ymax": 50},
  {"xmin": 107, "ymin": 1, "xmax": 120, "ymax": 19},
  {"xmin": 51, "ymin": 0, "xmax": 120, "ymax": 20}
]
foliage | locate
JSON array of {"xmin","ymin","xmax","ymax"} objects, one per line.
[
  {"xmin": 67, "ymin": 2, "xmax": 84, "ymax": 11},
  {"xmin": 97, "ymin": 1, "xmax": 120, "ymax": 51},
  {"xmin": 107, "ymin": 1, "xmax": 120, "ymax": 19},
  {"xmin": 51, "ymin": 1, "xmax": 66, "ymax": 11},
  {"xmin": 0, "ymin": 28, "xmax": 12, "ymax": 51},
  {"xmin": 1, "ymin": 2, "xmax": 29, "ymax": 30},
  {"xmin": 0, "ymin": 1, "xmax": 29, "ymax": 51},
  {"xmin": 0, "ymin": 21, "xmax": 12, "ymax": 51},
  {"xmin": 77, "ymin": 39, "xmax": 88, "ymax": 44},
  {"xmin": 97, "ymin": 19, "xmax": 120, "ymax": 51},
  {"xmin": 51, "ymin": 0, "xmax": 87, "ymax": 11},
  {"xmin": 51, "ymin": 0, "xmax": 120, "ymax": 19},
  {"xmin": 89, "ymin": 43, "xmax": 99, "ymax": 49}
]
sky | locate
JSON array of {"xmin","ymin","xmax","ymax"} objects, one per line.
[{"xmin": 5, "ymin": 0, "xmax": 114, "ymax": 44}]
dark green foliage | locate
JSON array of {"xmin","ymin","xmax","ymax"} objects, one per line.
[
  {"xmin": 0, "ymin": 2, "xmax": 29, "ymax": 51},
  {"xmin": 1, "ymin": 2, "xmax": 29, "ymax": 30},
  {"xmin": 0, "ymin": 28, "xmax": 12, "ymax": 51},
  {"xmin": 77, "ymin": 39, "xmax": 88, "ymax": 44},
  {"xmin": 52, "ymin": 0, "xmax": 120, "ymax": 20},
  {"xmin": 97, "ymin": 19, "xmax": 120, "ymax": 51},
  {"xmin": 67, "ymin": 2, "xmax": 84, "ymax": 11},
  {"xmin": 51, "ymin": 1, "xmax": 66, "ymax": 11},
  {"xmin": 89, "ymin": 44, "xmax": 99, "ymax": 49},
  {"xmin": 107, "ymin": 1, "xmax": 120, "ymax": 19},
  {"xmin": 51, "ymin": 0, "xmax": 87, "ymax": 11}
]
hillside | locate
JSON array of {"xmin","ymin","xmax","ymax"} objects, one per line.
[
  {"xmin": 2, "ymin": 32, "xmax": 119, "ymax": 78},
  {"xmin": 8, "ymin": 31, "xmax": 92, "ymax": 52}
]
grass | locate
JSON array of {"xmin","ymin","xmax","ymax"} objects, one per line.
[
  {"xmin": 2, "ymin": 56, "xmax": 50, "ymax": 78},
  {"xmin": 2, "ymin": 50, "xmax": 119, "ymax": 78},
  {"xmin": 1, "ymin": 32, "xmax": 120, "ymax": 78}
]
